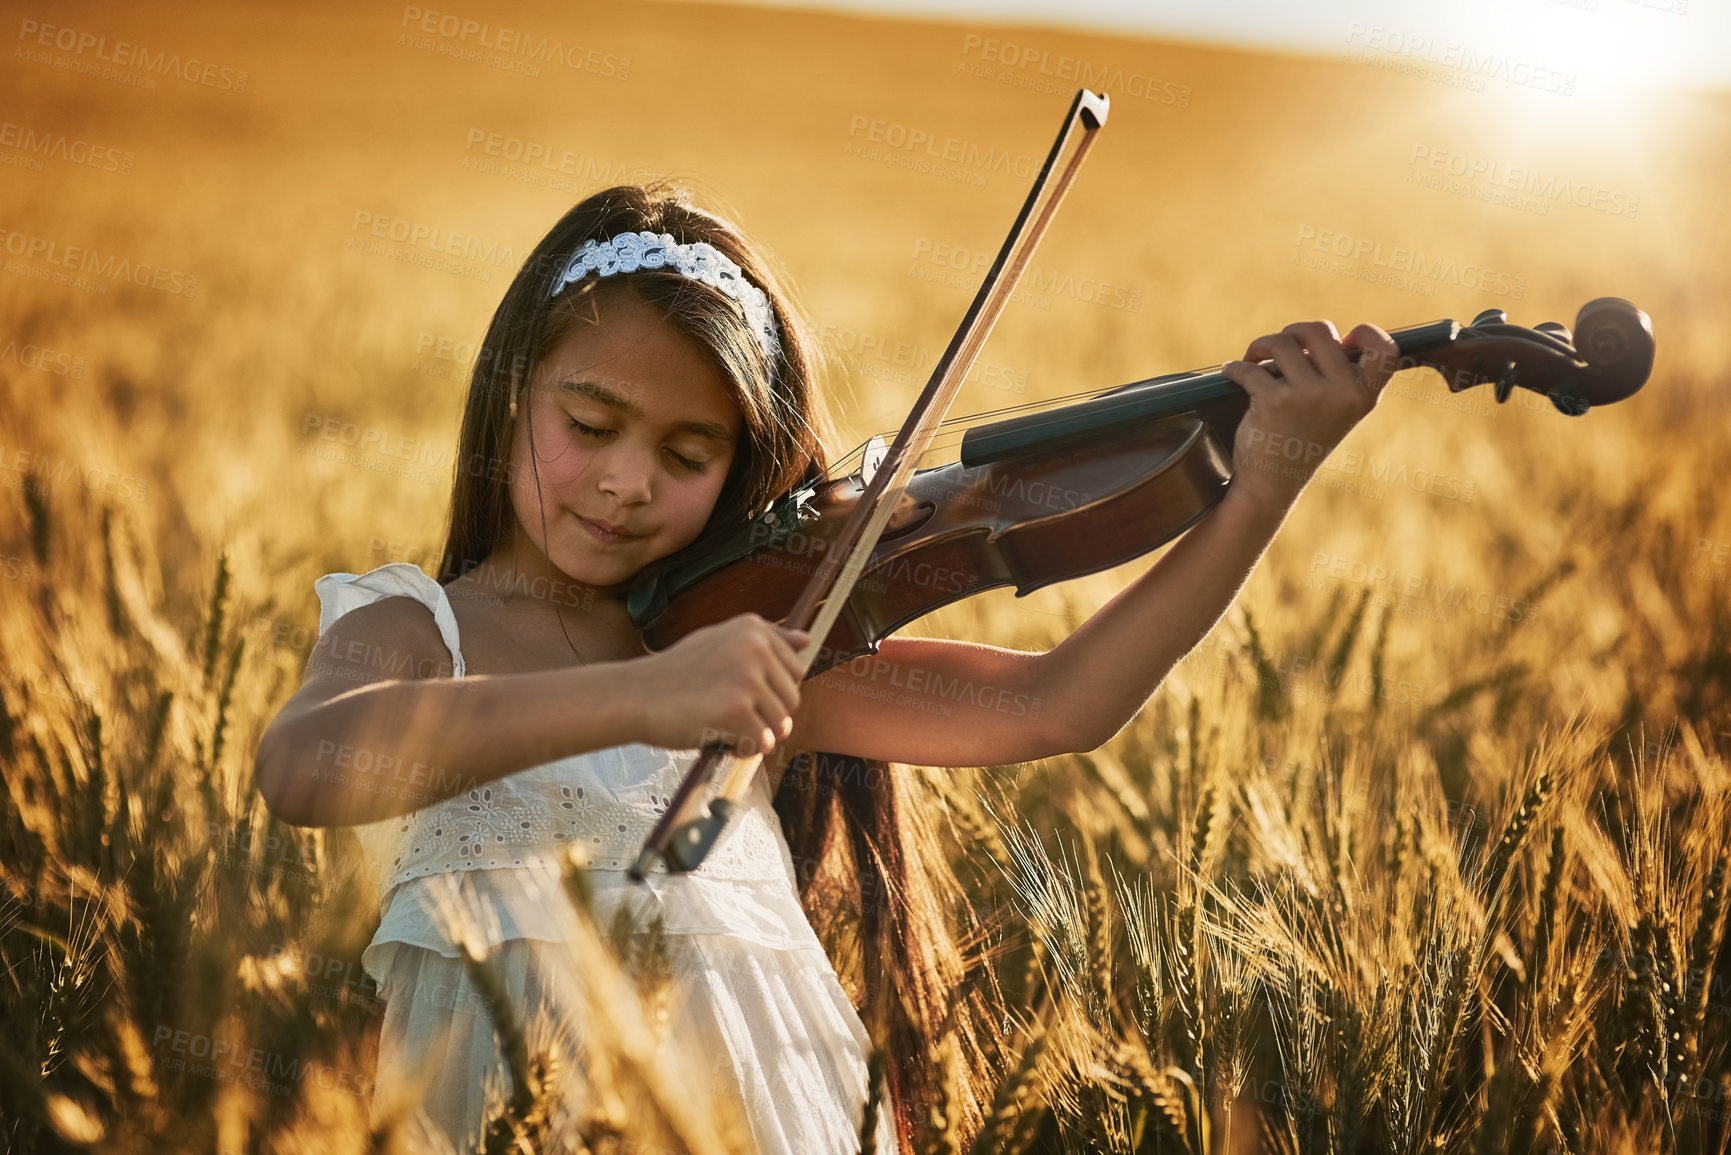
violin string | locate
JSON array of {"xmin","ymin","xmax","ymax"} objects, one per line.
[
  {"xmin": 824, "ymin": 389, "xmax": 1123, "ymax": 478},
  {"xmin": 820, "ymin": 367, "xmax": 1229, "ymax": 481}
]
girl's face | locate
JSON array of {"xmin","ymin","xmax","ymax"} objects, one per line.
[{"xmin": 507, "ymin": 287, "xmax": 743, "ymax": 589}]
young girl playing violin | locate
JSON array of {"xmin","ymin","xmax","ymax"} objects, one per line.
[{"xmin": 254, "ymin": 182, "xmax": 1398, "ymax": 1154}]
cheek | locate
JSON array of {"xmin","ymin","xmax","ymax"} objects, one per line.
[
  {"xmin": 507, "ymin": 429, "xmax": 588, "ymax": 527},
  {"xmin": 661, "ymin": 476, "xmax": 730, "ymax": 540},
  {"xmin": 512, "ymin": 423, "xmax": 591, "ymax": 490}
]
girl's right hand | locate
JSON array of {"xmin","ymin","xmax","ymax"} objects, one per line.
[{"xmin": 626, "ymin": 614, "xmax": 809, "ymax": 755}]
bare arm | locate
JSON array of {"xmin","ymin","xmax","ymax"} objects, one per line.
[
  {"xmin": 786, "ymin": 320, "xmax": 1398, "ymax": 766},
  {"xmin": 785, "ymin": 483, "xmax": 1284, "ymax": 764},
  {"xmin": 254, "ymin": 598, "xmax": 641, "ymax": 827},
  {"xmin": 256, "ymin": 596, "xmax": 809, "ymax": 829}
]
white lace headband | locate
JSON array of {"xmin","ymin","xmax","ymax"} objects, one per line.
[{"xmin": 549, "ymin": 230, "xmax": 782, "ymax": 363}]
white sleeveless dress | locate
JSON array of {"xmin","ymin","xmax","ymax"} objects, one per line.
[{"xmin": 314, "ymin": 563, "xmax": 895, "ymax": 1155}]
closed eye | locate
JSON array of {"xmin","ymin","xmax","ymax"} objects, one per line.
[
  {"xmin": 571, "ymin": 417, "xmax": 709, "ymax": 474},
  {"xmin": 568, "ymin": 418, "xmax": 613, "ymax": 439}
]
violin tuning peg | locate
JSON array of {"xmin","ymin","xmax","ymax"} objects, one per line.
[
  {"xmin": 1494, "ymin": 360, "xmax": 1518, "ymax": 404},
  {"xmin": 1472, "ymin": 308, "xmax": 1508, "ymax": 327},
  {"xmin": 1549, "ymin": 389, "xmax": 1590, "ymax": 417},
  {"xmin": 1534, "ymin": 321, "xmax": 1573, "ymax": 344}
]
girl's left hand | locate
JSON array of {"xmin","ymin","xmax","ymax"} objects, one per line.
[{"xmin": 1219, "ymin": 320, "xmax": 1399, "ymax": 515}]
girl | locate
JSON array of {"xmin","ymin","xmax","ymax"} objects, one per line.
[{"xmin": 255, "ymin": 183, "xmax": 1397, "ymax": 1153}]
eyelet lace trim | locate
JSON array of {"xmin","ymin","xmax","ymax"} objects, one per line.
[
  {"xmin": 359, "ymin": 746, "xmax": 790, "ymax": 893},
  {"xmin": 317, "ymin": 567, "xmax": 791, "ymax": 896}
]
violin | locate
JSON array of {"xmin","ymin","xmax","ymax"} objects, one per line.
[
  {"xmin": 624, "ymin": 87, "xmax": 1654, "ymax": 879},
  {"xmin": 628, "ymin": 298, "xmax": 1654, "ymax": 676}
]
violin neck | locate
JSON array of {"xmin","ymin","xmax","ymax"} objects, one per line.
[{"xmin": 958, "ymin": 319, "xmax": 1462, "ymax": 467}]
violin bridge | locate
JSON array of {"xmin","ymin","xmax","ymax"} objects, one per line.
[{"xmin": 860, "ymin": 434, "xmax": 887, "ymax": 487}]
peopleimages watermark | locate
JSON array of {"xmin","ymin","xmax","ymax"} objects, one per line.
[
  {"xmin": 843, "ymin": 114, "xmax": 1040, "ymax": 188},
  {"xmin": 359, "ymin": 535, "xmax": 601, "ymax": 612},
  {"xmin": 1319, "ymin": 446, "xmax": 1476, "ymax": 505},
  {"xmin": 0, "ymin": 444, "xmax": 149, "ymax": 502},
  {"xmin": 1405, "ymin": 144, "xmax": 1639, "ymax": 220},
  {"xmin": 815, "ymin": 321, "xmax": 1027, "ymax": 396},
  {"xmin": 1693, "ymin": 537, "xmax": 1731, "ymax": 585},
  {"xmin": 253, "ymin": 944, "xmax": 382, "ymax": 1011},
  {"xmin": 0, "ymin": 553, "xmax": 40, "ymax": 582},
  {"xmin": 152, "ymin": 1025, "xmax": 370, "ymax": 1099},
  {"xmin": 1292, "ymin": 224, "xmax": 1524, "ymax": 301},
  {"xmin": 410, "ymin": 328, "xmax": 550, "ymax": 390},
  {"xmin": 15, "ymin": 18, "xmax": 250, "ymax": 93},
  {"xmin": 0, "ymin": 335, "xmax": 84, "ymax": 378},
  {"xmin": 1, "ymin": 664, "xmax": 98, "ymax": 705},
  {"xmin": 1306, "ymin": 550, "xmax": 1534, "ymax": 625},
  {"xmin": 207, "ymin": 819, "xmax": 321, "ymax": 885},
  {"xmin": 248, "ymin": 613, "xmax": 318, "ymax": 656},
  {"xmin": 0, "ymin": 227, "xmax": 200, "ymax": 298},
  {"xmin": 300, "ymin": 412, "xmax": 455, "ymax": 488},
  {"xmin": 1185, "ymin": 631, "xmax": 1429, "ymax": 706},
  {"xmin": 958, "ymin": 33, "xmax": 1192, "ymax": 108},
  {"xmin": 1344, "ymin": 24, "xmax": 1577, "ymax": 96},
  {"xmin": 311, "ymin": 741, "xmax": 480, "ymax": 806},
  {"xmin": 0, "ymin": 119, "xmax": 133, "ymax": 176},
  {"xmin": 910, "ymin": 236, "xmax": 1142, "ymax": 313},
  {"xmin": 347, "ymin": 210, "xmax": 525, "ymax": 284},
  {"xmin": 831, "ymin": 652, "xmax": 1045, "ymax": 721},
  {"xmin": 397, "ymin": 6, "xmax": 630, "ymax": 80}
]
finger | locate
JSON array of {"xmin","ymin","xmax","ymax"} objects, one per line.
[
  {"xmin": 1220, "ymin": 356, "xmax": 1284, "ymax": 398},
  {"xmin": 1241, "ymin": 331, "xmax": 1289, "ymax": 366},
  {"xmin": 712, "ymin": 714, "xmax": 771, "ymax": 757},
  {"xmin": 770, "ymin": 627, "xmax": 810, "ymax": 679},
  {"xmin": 1343, "ymin": 323, "xmax": 1400, "ymax": 397},
  {"xmin": 1250, "ymin": 333, "xmax": 1321, "ymax": 389},
  {"xmin": 1286, "ymin": 320, "xmax": 1353, "ymax": 384},
  {"xmin": 751, "ymin": 687, "xmax": 796, "ymax": 750},
  {"xmin": 762, "ymin": 659, "xmax": 802, "ymax": 720},
  {"xmin": 729, "ymin": 705, "xmax": 778, "ymax": 757}
]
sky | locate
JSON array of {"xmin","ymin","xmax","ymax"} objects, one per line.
[{"xmin": 718, "ymin": 0, "xmax": 1726, "ymax": 91}]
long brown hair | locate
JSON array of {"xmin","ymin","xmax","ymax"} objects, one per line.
[
  {"xmin": 435, "ymin": 184, "xmax": 1006, "ymax": 1149},
  {"xmin": 438, "ymin": 183, "xmax": 828, "ymax": 580}
]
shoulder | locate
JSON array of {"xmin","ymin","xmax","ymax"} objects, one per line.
[
  {"xmin": 309, "ymin": 595, "xmax": 457, "ymax": 684},
  {"xmin": 259, "ymin": 584, "xmax": 463, "ymax": 763},
  {"xmin": 300, "ymin": 563, "xmax": 467, "ymax": 694},
  {"xmin": 316, "ymin": 562, "xmax": 446, "ymax": 629}
]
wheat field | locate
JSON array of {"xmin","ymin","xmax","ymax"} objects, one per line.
[{"xmin": 2, "ymin": 1, "xmax": 1728, "ymax": 1152}]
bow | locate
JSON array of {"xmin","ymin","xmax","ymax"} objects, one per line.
[{"xmin": 628, "ymin": 88, "xmax": 1110, "ymax": 881}]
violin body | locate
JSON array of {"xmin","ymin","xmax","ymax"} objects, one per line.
[
  {"xmin": 627, "ymin": 299, "xmax": 1654, "ymax": 676},
  {"xmin": 629, "ymin": 406, "xmax": 1242, "ymax": 676},
  {"xmin": 625, "ymin": 82, "xmax": 1654, "ymax": 880}
]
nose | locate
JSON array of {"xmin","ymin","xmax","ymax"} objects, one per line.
[{"xmin": 594, "ymin": 441, "xmax": 653, "ymax": 506}]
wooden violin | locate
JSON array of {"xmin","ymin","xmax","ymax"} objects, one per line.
[
  {"xmin": 628, "ymin": 299, "xmax": 1654, "ymax": 676},
  {"xmin": 624, "ymin": 85, "xmax": 1654, "ymax": 879}
]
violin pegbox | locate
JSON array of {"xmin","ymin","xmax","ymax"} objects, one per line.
[{"xmin": 1438, "ymin": 298, "xmax": 1653, "ymax": 416}]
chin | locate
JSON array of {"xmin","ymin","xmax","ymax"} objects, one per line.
[
  {"xmin": 547, "ymin": 554, "xmax": 621, "ymax": 588},
  {"xmin": 549, "ymin": 541, "xmax": 647, "ymax": 589}
]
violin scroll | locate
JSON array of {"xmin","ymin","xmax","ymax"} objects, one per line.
[
  {"xmin": 1576, "ymin": 297, "xmax": 1655, "ymax": 382},
  {"xmin": 1441, "ymin": 297, "xmax": 1653, "ymax": 414}
]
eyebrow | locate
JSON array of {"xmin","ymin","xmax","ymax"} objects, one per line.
[{"xmin": 555, "ymin": 378, "xmax": 735, "ymax": 443}]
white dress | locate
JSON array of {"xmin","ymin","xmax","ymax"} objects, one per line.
[{"xmin": 314, "ymin": 563, "xmax": 896, "ymax": 1155}]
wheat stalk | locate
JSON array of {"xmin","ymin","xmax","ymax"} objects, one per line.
[{"xmin": 967, "ymin": 1026, "xmax": 1047, "ymax": 1155}]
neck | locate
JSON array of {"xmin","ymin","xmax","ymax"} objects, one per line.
[{"xmin": 458, "ymin": 532, "xmax": 626, "ymax": 618}]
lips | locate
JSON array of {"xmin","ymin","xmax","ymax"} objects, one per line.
[{"xmin": 576, "ymin": 514, "xmax": 643, "ymax": 544}]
